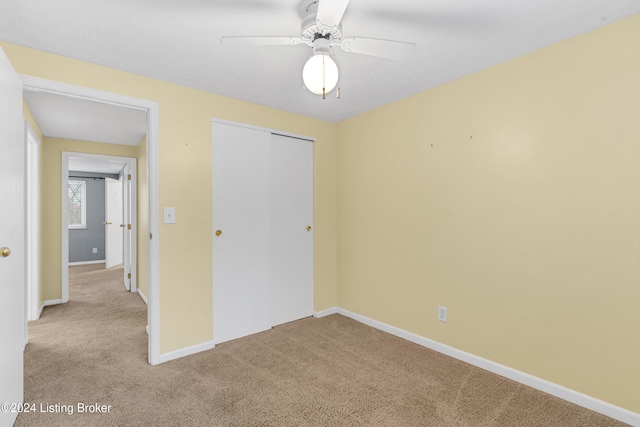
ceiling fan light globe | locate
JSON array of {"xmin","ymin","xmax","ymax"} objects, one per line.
[{"xmin": 302, "ymin": 53, "xmax": 339, "ymax": 95}]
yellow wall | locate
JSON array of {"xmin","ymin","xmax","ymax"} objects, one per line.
[
  {"xmin": 23, "ymin": 100, "xmax": 43, "ymax": 142},
  {"xmin": 2, "ymin": 41, "xmax": 339, "ymax": 354},
  {"xmin": 41, "ymin": 138, "xmax": 138, "ymax": 300},
  {"xmin": 337, "ymin": 15, "xmax": 640, "ymax": 412},
  {"xmin": 23, "ymin": 101, "xmax": 44, "ymax": 308},
  {"xmin": 136, "ymin": 135, "xmax": 148, "ymax": 299},
  {"xmin": 37, "ymin": 130, "xmax": 149, "ymax": 305}
]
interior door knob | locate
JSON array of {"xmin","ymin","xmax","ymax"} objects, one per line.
[
  {"xmin": 1, "ymin": 247, "xmax": 10, "ymax": 257},
  {"xmin": 119, "ymin": 224, "xmax": 125, "ymax": 228},
  {"xmin": 307, "ymin": 226, "xmax": 312, "ymax": 231},
  {"xmin": 215, "ymin": 230, "xmax": 222, "ymax": 236}
]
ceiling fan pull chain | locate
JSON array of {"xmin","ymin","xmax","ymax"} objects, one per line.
[{"xmin": 322, "ymin": 53, "xmax": 326, "ymax": 99}]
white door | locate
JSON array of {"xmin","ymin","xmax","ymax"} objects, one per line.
[
  {"xmin": 271, "ymin": 134, "xmax": 314, "ymax": 326},
  {"xmin": 212, "ymin": 121, "xmax": 314, "ymax": 344},
  {"xmin": 105, "ymin": 177, "xmax": 124, "ymax": 269},
  {"xmin": 122, "ymin": 166, "xmax": 131, "ymax": 289},
  {"xmin": 0, "ymin": 46, "xmax": 25, "ymax": 427},
  {"xmin": 213, "ymin": 123, "xmax": 272, "ymax": 345}
]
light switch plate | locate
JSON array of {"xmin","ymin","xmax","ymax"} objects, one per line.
[{"xmin": 163, "ymin": 207, "xmax": 176, "ymax": 224}]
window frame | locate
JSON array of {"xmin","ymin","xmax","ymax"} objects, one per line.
[{"xmin": 68, "ymin": 179, "xmax": 87, "ymax": 229}]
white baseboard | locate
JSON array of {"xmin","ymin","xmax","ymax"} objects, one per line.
[
  {"xmin": 155, "ymin": 307, "xmax": 333, "ymax": 365},
  {"xmin": 146, "ymin": 325, "xmax": 149, "ymax": 335},
  {"xmin": 336, "ymin": 308, "xmax": 640, "ymax": 426},
  {"xmin": 313, "ymin": 306, "xmax": 338, "ymax": 318},
  {"xmin": 37, "ymin": 304, "xmax": 44, "ymax": 319},
  {"xmin": 157, "ymin": 340, "xmax": 216, "ymax": 365},
  {"xmin": 137, "ymin": 289, "xmax": 148, "ymax": 304},
  {"xmin": 68, "ymin": 260, "xmax": 106, "ymax": 266},
  {"xmin": 43, "ymin": 299, "xmax": 62, "ymax": 307}
]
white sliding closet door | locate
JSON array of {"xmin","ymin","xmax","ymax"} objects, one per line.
[
  {"xmin": 212, "ymin": 121, "xmax": 314, "ymax": 345},
  {"xmin": 213, "ymin": 123, "xmax": 272, "ymax": 345},
  {"xmin": 271, "ymin": 134, "xmax": 313, "ymax": 326}
]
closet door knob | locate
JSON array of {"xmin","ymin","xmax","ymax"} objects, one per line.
[
  {"xmin": 307, "ymin": 226, "xmax": 312, "ymax": 232},
  {"xmin": 1, "ymin": 247, "xmax": 10, "ymax": 257},
  {"xmin": 216, "ymin": 230, "xmax": 222, "ymax": 236}
]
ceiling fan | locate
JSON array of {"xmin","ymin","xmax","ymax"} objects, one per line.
[{"xmin": 220, "ymin": 0, "xmax": 416, "ymax": 98}]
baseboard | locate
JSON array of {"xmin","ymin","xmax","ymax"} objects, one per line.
[
  {"xmin": 37, "ymin": 304, "xmax": 44, "ymax": 319},
  {"xmin": 313, "ymin": 306, "xmax": 338, "ymax": 318},
  {"xmin": 43, "ymin": 299, "xmax": 62, "ymax": 307},
  {"xmin": 336, "ymin": 308, "xmax": 639, "ymax": 426},
  {"xmin": 137, "ymin": 289, "xmax": 148, "ymax": 304},
  {"xmin": 155, "ymin": 309, "xmax": 310, "ymax": 365},
  {"xmin": 68, "ymin": 260, "xmax": 106, "ymax": 266},
  {"xmin": 156, "ymin": 340, "xmax": 216, "ymax": 365}
]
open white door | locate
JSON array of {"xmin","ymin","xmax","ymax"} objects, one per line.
[
  {"xmin": 122, "ymin": 165, "xmax": 131, "ymax": 290},
  {"xmin": 0, "ymin": 46, "xmax": 25, "ymax": 427},
  {"xmin": 105, "ymin": 177, "xmax": 124, "ymax": 270}
]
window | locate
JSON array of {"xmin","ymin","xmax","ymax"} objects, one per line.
[{"xmin": 68, "ymin": 180, "xmax": 87, "ymax": 229}]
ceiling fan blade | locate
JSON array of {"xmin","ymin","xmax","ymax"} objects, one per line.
[
  {"xmin": 220, "ymin": 36, "xmax": 304, "ymax": 47},
  {"xmin": 340, "ymin": 37, "xmax": 416, "ymax": 61},
  {"xmin": 316, "ymin": 0, "xmax": 351, "ymax": 28}
]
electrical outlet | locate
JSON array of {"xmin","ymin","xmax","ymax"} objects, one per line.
[
  {"xmin": 92, "ymin": 248, "xmax": 98, "ymax": 254},
  {"xmin": 438, "ymin": 306, "xmax": 448, "ymax": 322}
]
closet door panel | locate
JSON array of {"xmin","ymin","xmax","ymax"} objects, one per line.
[
  {"xmin": 271, "ymin": 134, "xmax": 314, "ymax": 326},
  {"xmin": 213, "ymin": 123, "xmax": 272, "ymax": 344}
]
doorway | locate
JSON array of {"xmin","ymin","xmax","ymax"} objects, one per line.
[
  {"xmin": 21, "ymin": 75, "xmax": 161, "ymax": 364},
  {"xmin": 64, "ymin": 153, "xmax": 137, "ymax": 295}
]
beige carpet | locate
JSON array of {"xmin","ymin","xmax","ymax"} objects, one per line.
[{"xmin": 16, "ymin": 264, "xmax": 626, "ymax": 426}]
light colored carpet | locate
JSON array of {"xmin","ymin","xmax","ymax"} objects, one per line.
[{"xmin": 15, "ymin": 263, "xmax": 627, "ymax": 426}]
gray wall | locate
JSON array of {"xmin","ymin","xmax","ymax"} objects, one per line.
[{"xmin": 69, "ymin": 172, "xmax": 120, "ymax": 263}]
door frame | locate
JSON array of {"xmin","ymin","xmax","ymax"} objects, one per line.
[
  {"xmin": 21, "ymin": 75, "xmax": 161, "ymax": 365},
  {"xmin": 64, "ymin": 153, "xmax": 134, "ymax": 285},
  {"xmin": 25, "ymin": 122, "xmax": 41, "ymax": 321}
]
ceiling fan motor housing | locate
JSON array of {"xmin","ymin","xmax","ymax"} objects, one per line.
[{"xmin": 302, "ymin": 0, "xmax": 342, "ymax": 42}]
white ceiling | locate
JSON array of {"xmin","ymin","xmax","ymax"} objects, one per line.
[
  {"xmin": 23, "ymin": 90, "xmax": 147, "ymax": 146},
  {"xmin": 2, "ymin": 1, "xmax": 639, "ymax": 123},
  {"xmin": 68, "ymin": 157, "xmax": 125, "ymax": 175}
]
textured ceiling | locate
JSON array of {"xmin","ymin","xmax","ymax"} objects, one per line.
[
  {"xmin": 2, "ymin": 0, "xmax": 639, "ymax": 122},
  {"xmin": 24, "ymin": 90, "xmax": 147, "ymax": 146}
]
